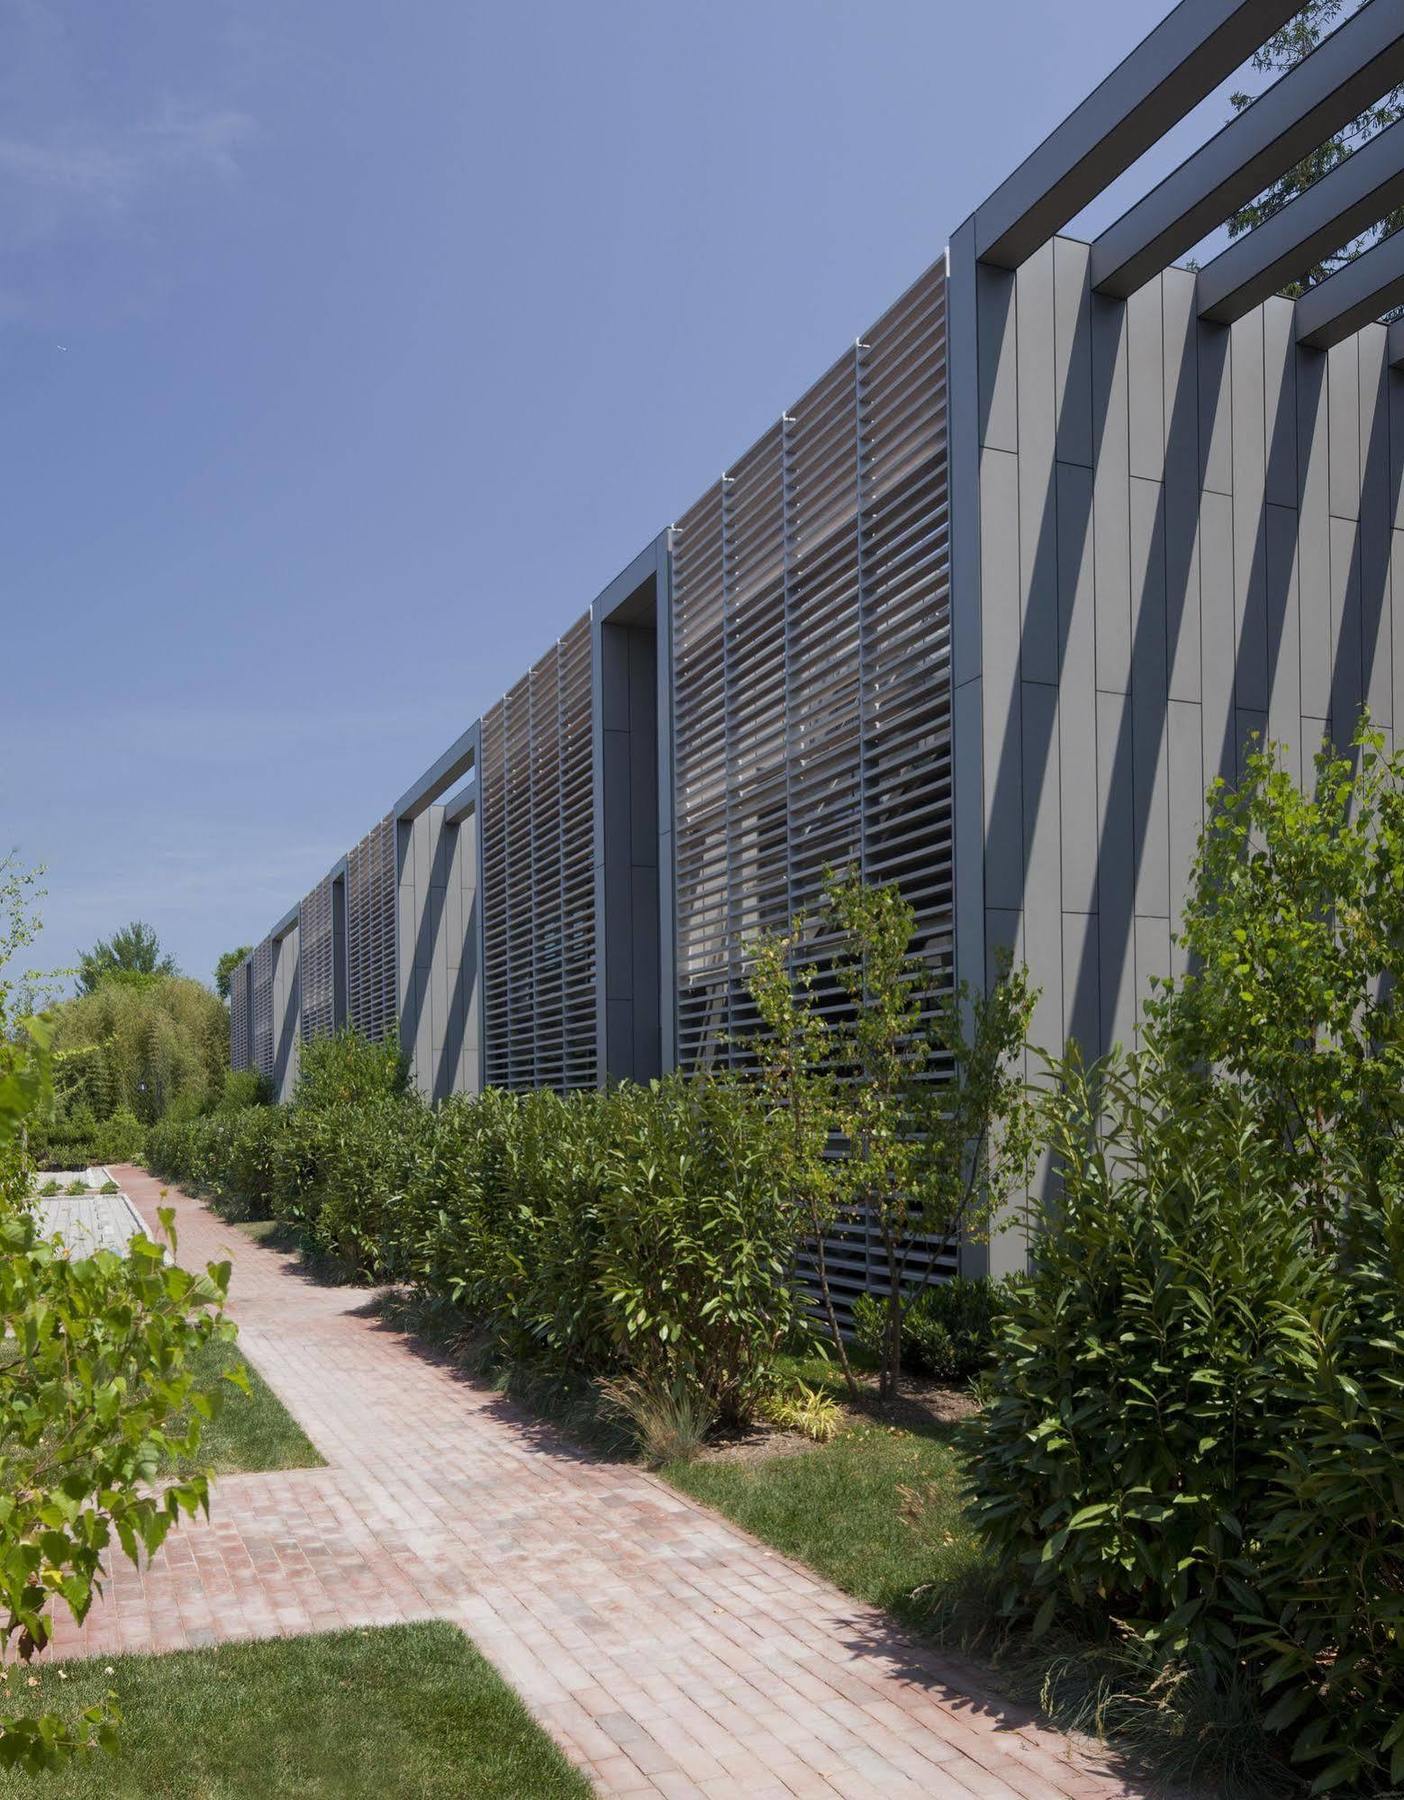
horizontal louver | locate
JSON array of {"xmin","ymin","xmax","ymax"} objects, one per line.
[
  {"xmin": 671, "ymin": 256, "xmax": 955, "ymax": 1314},
  {"xmin": 229, "ymin": 959, "xmax": 252, "ymax": 1072},
  {"xmin": 299, "ymin": 874, "xmax": 337, "ymax": 1044},
  {"xmin": 346, "ymin": 816, "xmax": 397, "ymax": 1043},
  {"xmin": 251, "ymin": 938, "xmax": 275, "ymax": 1081},
  {"xmin": 480, "ymin": 613, "xmax": 597, "ymax": 1093}
]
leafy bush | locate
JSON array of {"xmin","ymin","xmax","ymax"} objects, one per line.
[
  {"xmin": 30, "ymin": 1104, "xmax": 146, "ymax": 1170},
  {"xmin": 962, "ymin": 727, "xmax": 1404, "ymax": 1793},
  {"xmin": 148, "ymin": 1071, "xmax": 803, "ymax": 1420},
  {"xmin": 853, "ymin": 1275, "xmax": 1005, "ymax": 1386},
  {"xmin": 295, "ymin": 1029, "xmax": 407, "ymax": 1111},
  {"xmin": 219, "ymin": 1068, "xmax": 271, "ymax": 1111},
  {"xmin": 0, "ymin": 862, "xmax": 234, "ymax": 1771}
]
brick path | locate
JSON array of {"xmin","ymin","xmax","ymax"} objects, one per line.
[{"xmin": 45, "ymin": 1167, "xmax": 1163, "ymax": 1798}]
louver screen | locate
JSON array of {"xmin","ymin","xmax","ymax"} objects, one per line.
[
  {"xmin": 346, "ymin": 816, "xmax": 397, "ymax": 1043},
  {"xmin": 230, "ymin": 958, "xmax": 252, "ymax": 1072},
  {"xmin": 251, "ymin": 937, "xmax": 275, "ymax": 1081},
  {"xmin": 670, "ymin": 257, "xmax": 954, "ymax": 1308},
  {"xmin": 480, "ymin": 612, "xmax": 597, "ymax": 1092},
  {"xmin": 299, "ymin": 873, "xmax": 337, "ymax": 1043}
]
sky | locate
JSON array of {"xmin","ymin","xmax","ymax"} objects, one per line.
[{"xmin": 2, "ymin": 0, "xmax": 1261, "ymax": 992}]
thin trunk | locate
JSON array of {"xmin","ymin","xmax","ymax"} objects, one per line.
[
  {"xmin": 881, "ymin": 1211, "xmax": 902, "ymax": 1401},
  {"xmin": 810, "ymin": 1197, "xmax": 859, "ymax": 1399}
]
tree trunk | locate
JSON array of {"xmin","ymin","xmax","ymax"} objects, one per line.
[
  {"xmin": 880, "ymin": 1217, "xmax": 902, "ymax": 1402},
  {"xmin": 810, "ymin": 1200, "xmax": 860, "ymax": 1399}
]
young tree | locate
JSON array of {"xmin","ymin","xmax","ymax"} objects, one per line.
[
  {"xmin": 1227, "ymin": 3, "xmax": 1403, "ymax": 289},
  {"xmin": 213, "ymin": 945, "xmax": 252, "ymax": 1002},
  {"xmin": 76, "ymin": 921, "xmax": 176, "ymax": 994},
  {"xmin": 825, "ymin": 872, "xmax": 1035, "ymax": 1401},
  {"xmin": 745, "ymin": 918, "xmax": 858, "ymax": 1398}
]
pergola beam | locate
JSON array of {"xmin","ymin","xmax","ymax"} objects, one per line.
[
  {"xmin": 1197, "ymin": 113, "xmax": 1404, "ymax": 323},
  {"xmin": 1295, "ymin": 226, "xmax": 1404, "ymax": 350},
  {"xmin": 1093, "ymin": 0, "xmax": 1404, "ymax": 298},
  {"xmin": 393, "ymin": 723, "xmax": 479, "ymax": 822},
  {"xmin": 974, "ymin": 0, "xmax": 1301, "ymax": 269}
]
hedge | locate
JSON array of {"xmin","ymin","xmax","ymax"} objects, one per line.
[{"xmin": 147, "ymin": 1073, "xmax": 805, "ymax": 1421}]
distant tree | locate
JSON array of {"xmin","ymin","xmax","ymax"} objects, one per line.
[
  {"xmin": 76, "ymin": 921, "xmax": 177, "ymax": 994},
  {"xmin": 1227, "ymin": 3, "xmax": 1404, "ymax": 289},
  {"xmin": 214, "ymin": 944, "xmax": 252, "ymax": 1001}
]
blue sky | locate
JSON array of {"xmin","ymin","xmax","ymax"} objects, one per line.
[{"xmin": 3, "ymin": 0, "xmax": 1253, "ymax": 990}]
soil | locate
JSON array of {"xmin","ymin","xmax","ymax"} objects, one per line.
[{"xmin": 693, "ymin": 1372, "xmax": 980, "ymax": 1467}]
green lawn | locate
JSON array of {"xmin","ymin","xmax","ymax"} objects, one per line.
[
  {"xmin": 167, "ymin": 1335, "xmax": 323, "ymax": 1479},
  {"xmin": 667, "ymin": 1408, "xmax": 982, "ymax": 1635},
  {"xmin": 0, "ymin": 1624, "xmax": 591, "ymax": 1798}
]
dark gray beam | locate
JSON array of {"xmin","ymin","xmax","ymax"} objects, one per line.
[
  {"xmin": 1295, "ymin": 226, "xmax": 1404, "ymax": 349},
  {"xmin": 270, "ymin": 905, "xmax": 299, "ymax": 942},
  {"xmin": 442, "ymin": 784, "xmax": 477, "ymax": 827},
  {"xmin": 1197, "ymin": 113, "xmax": 1404, "ymax": 322},
  {"xmin": 1093, "ymin": 0, "xmax": 1404, "ymax": 298},
  {"xmin": 393, "ymin": 723, "xmax": 478, "ymax": 821},
  {"xmin": 1390, "ymin": 317, "xmax": 1404, "ymax": 366},
  {"xmin": 974, "ymin": 0, "xmax": 1301, "ymax": 269}
]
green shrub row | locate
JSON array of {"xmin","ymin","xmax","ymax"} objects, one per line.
[
  {"xmin": 27, "ymin": 1104, "xmax": 146, "ymax": 1170},
  {"xmin": 147, "ymin": 1072, "xmax": 807, "ymax": 1421}
]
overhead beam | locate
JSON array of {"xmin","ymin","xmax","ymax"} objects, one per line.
[
  {"xmin": 1390, "ymin": 317, "xmax": 1404, "ymax": 367},
  {"xmin": 393, "ymin": 723, "xmax": 478, "ymax": 822},
  {"xmin": 442, "ymin": 784, "xmax": 477, "ymax": 827},
  {"xmin": 270, "ymin": 905, "xmax": 299, "ymax": 943},
  {"xmin": 1295, "ymin": 226, "xmax": 1404, "ymax": 350},
  {"xmin": 973, "ymin": 0, "xmax": 1301, "ymax": 269},
  {"xmin": 1197, "ymin": 113, "xmax": 1404, "ymax": 322},
  {"xmin": 1093, "ymin": 0, "xmax": 1404, "ymax": 298}
]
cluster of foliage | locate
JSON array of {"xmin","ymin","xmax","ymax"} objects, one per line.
[
  {"xmin": 852, "ymin": 1274, "xmax": 1006, "ymax": 1387},
  {"xmin": 963, "ymin": 728, "xmax": 1404, "ymax": 1794},
  {"xmin": 745, "ymin": 871, "xmax": 1034, "ymax": 1400},
  {"xmin": 148, "ymin": 1056, "xmax": 806, "ymax": 1423},
  {"xmin": 74, "ymin": 920, "xmax": 177, "ymax": 995},
  {"xmin": 1227, "ymin": 2, "xmax": 1403, "ymax": 289},
  {"xmin": 26, "ymin": 922, "xmax": 232, "ymax": 1168},
  {"xmin": 213, "ymin": 945, "xmax": 252, "ymax": 1003},
  {"xmin": 0, "ymin": 865, "xmax": 235, "ymax": 1773}
]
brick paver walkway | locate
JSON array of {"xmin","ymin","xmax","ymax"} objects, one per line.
[{"xmin": 44, "ymin": 1167, "xmax": 1162, "ymax": 1798}]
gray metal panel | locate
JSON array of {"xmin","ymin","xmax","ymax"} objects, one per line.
[
  {"xmin": 1017, "ymin": 241, "xmax": 1059, "ymax": 685},
  {"xmin": 1092, "ymin": 295, "xmax": 1133, "ymax": 694},
  {"xmin": 1056, "ymin": 462, "xmax": 1098, "ymax": 915},
  {"xmin": 1198, "ymin": 114, "xmax": 1404, "ymax": 325},
  {"xmin": 1392, "ymin": 320, "xmax": 1404, "ymax": 369},
  {"xmin": 1296, "ymin": 227, "xmax": 1404, "ymax": 352},
  {"xmin": 1093, "ymin": 0, "xmax": 1404, "ymax": 300},
  {"xmin": 972, "ymin": 0, "xmax": 1300, "ymax": 269}
]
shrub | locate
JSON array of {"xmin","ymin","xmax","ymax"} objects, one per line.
[
  {"xmin": 30, "ymin": 1104, "xmax": 146, "ymax": 1170},
  {"xmin": 295, "ymin": 1029, "xmax": 407, "ymax": 1111},
  {"xmin": 853, "ymin": 1275, "xmax": 1005, "ymax": 1386},
  {"xmin": 219, "ymin": 1068, "xmax": 271, "ymax": 1111},
  {"xmin": 962, "ymin": 725, "xmax": 1404, "ymax": 1793},
  {"xmin": 149, "ymin": 1069, "xmax": 804, "ymax": 1421}
]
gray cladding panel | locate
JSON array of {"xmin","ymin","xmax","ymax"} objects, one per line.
[{"xmin": 964, "ymin": 234, "xmax": 1404, "ymax": 1119}]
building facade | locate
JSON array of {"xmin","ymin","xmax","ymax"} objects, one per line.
[{"xmin": 232, "ymin": 0, "xmax": 1404, "ymax": 1275}]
